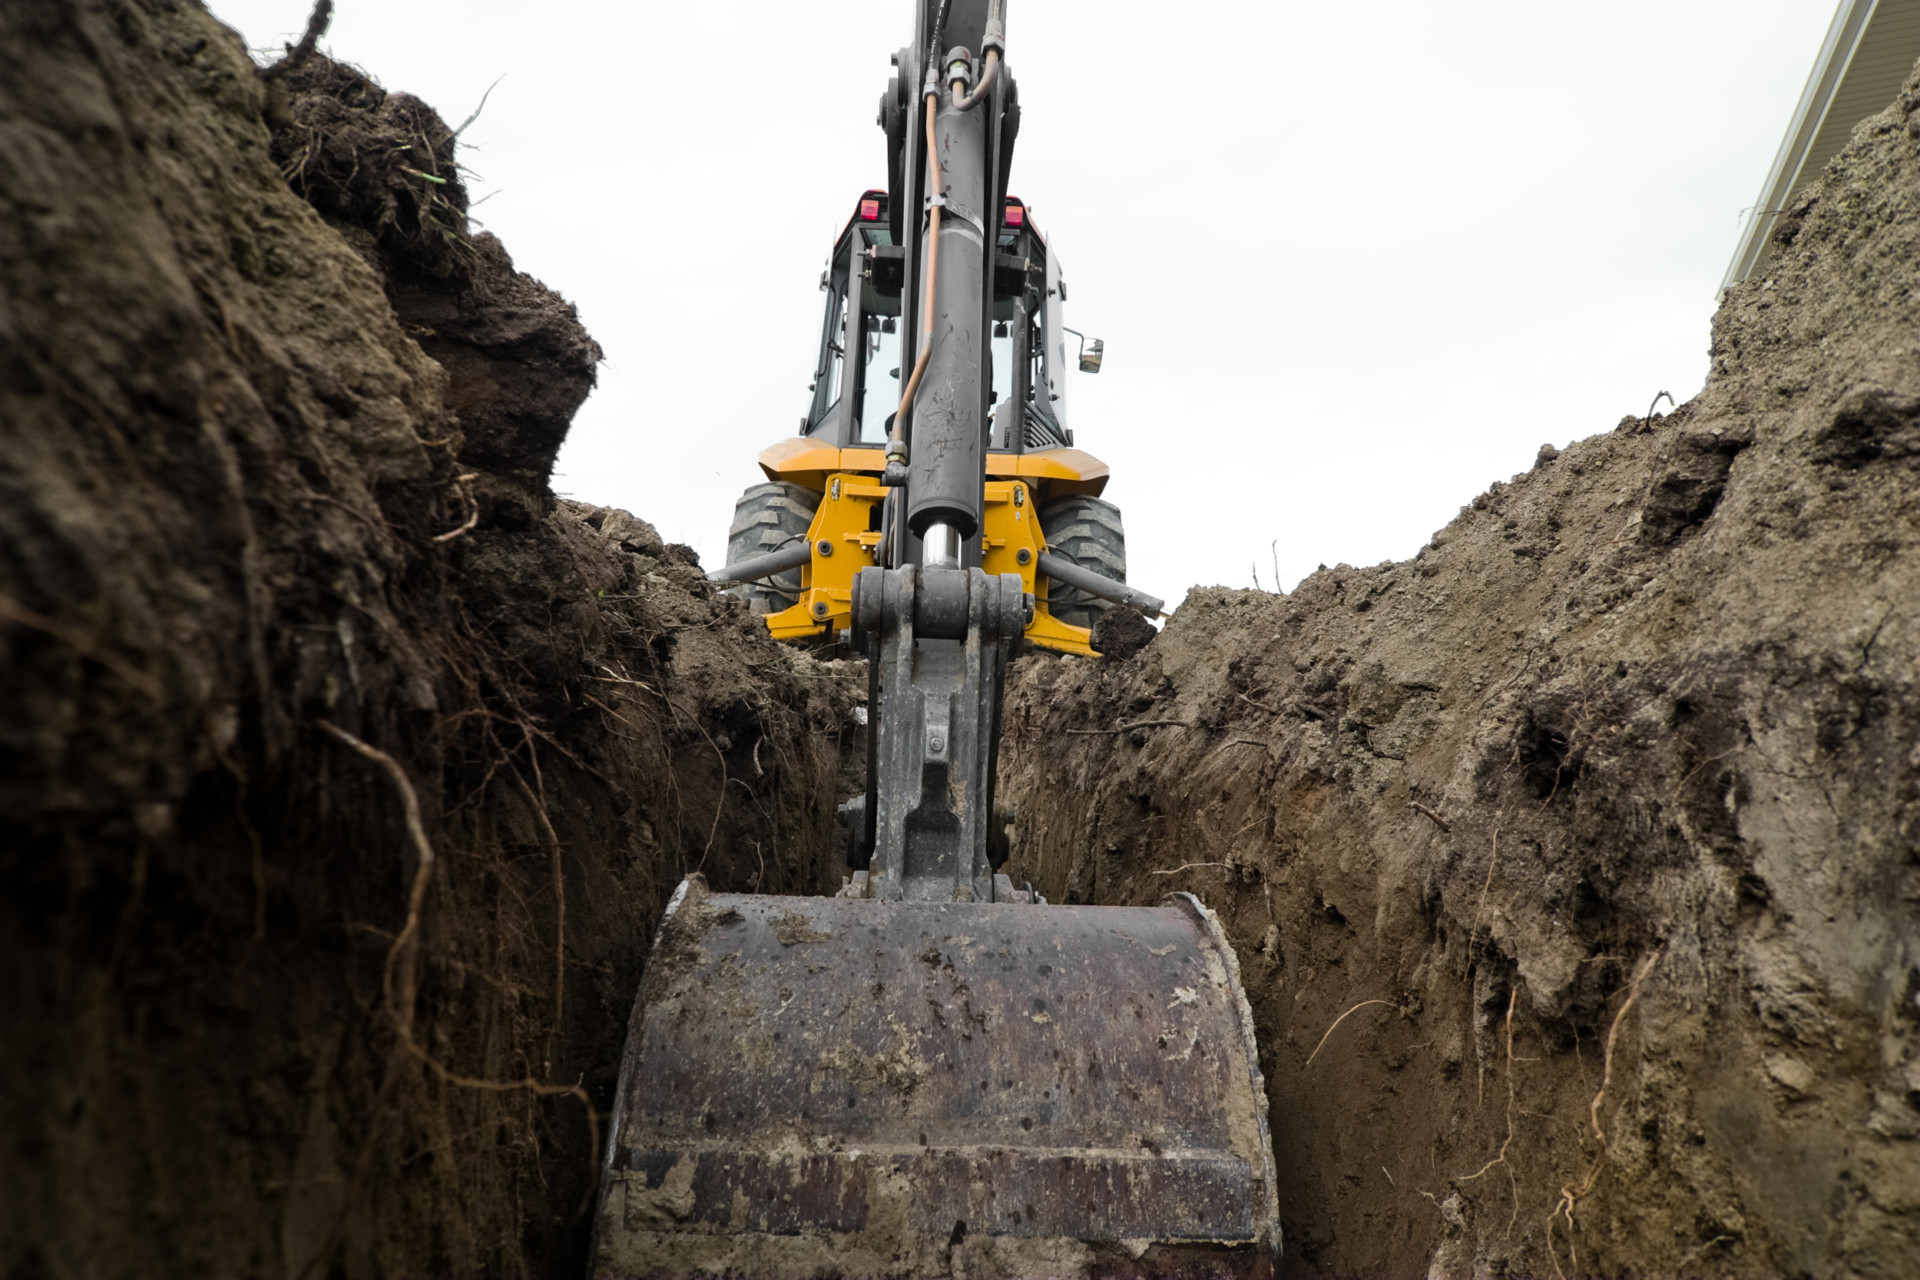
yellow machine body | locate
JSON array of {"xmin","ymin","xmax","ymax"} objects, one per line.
[{"xmin": 754, "ymin": 439, "xmax": 1111, "ymax": 656}]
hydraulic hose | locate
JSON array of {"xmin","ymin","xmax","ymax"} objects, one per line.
[
  {"xmin": 1037, "ymin": 552, "xmax": 1167, "ymax": 618},
  {"xmin": 951, "ymin": 0, "xmax": 1004, "ymax": 111},
  {"xmin": 704, "ymin": 539, "xmax": 812, "ymax": 586},
  {"xmin": 890, "ymin": 90, "xmax": 942, "ymax": 447},
  {"xmin": 895, "ymin": 0, "xmax": 1004, "ymax": 441},
  {"xmin": 950, "ymin": 47, "xmax": 998, "ymax": 111}
]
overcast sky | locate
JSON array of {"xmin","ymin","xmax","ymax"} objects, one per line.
[{"xmin": 210, "ymin": 0, "xmax": 1837, "ymax": 601}]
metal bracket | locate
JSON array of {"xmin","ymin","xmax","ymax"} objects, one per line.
[
  {"xmin": 851, "ymin": 564, "xmax": 1025, "ymax": 902},
  {"xmin": 925, "ymin": 192, "xmax": 986, "ymax": 238}
]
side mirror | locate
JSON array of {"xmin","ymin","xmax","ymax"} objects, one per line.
[
  {"xmin": 881, "ymin": 316, "xmax": 897, "ymax": 333},
  {"xmin": 1063, "ymin": 326, "xmax": 1103, "ymax": 374}
]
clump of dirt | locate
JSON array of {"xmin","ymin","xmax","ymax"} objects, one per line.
[
  {"xmin": 770, "ymin": 907, "xmax": 836, "ymax": 946},
  {"xmin": 1090, "ymin": 604, "xmax": 1156, "ymax": 662},
  {"xmin": 1, "ymin": 7, "xmax": 855, "ymax": 1279},
  {"xmin": 1001, "ymin": 59, "xmax": 1920, "ymax": 1280},
  {"xmin": 269, "ymin": 54, "xmax": 603, "ymax": 521}
]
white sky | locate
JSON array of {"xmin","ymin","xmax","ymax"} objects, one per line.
[{"xmin": 210, "ymin": 0, "xmax": 1836, "ymax": 600}]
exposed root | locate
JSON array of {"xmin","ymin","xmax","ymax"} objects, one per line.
[
  {"xmin": 1064, "ymin": 718, "xmax": 1196, "ymax": 735},
  {"xmin": 1457, "ymin": 986, "xmax": 1520, "ymax": 1239},
  {"xmin": 1544, "ymin": 944, "xmax": 1666, "ymax": 1277},
  {"xmin": 316, "ymin": 719, "xmax": 602, "ymax": 1247},
  {"xmin": 258, "ymin": 0, "xmax": 333, "ymax": 81},
  {"xmin": 1676, "ymin": 1233, "xmax": 1736, "ymax": 1270},
  {"xmin": 0, "ymin": 589, "xmax": 164, "ymax": 699},
  {"xmin": 589, "ymin": 662, "xmax": 664, "ymax": 696},
  {"xmin": 1673, "ymin": 744, "xmax": 1743, "ymax": 796},
  {"xmin": 510, "ymin": 763, "xmax": 566, "ymax": 1071},
  {"xmin": 1466, "ymin": 819, "xmax": 1503, "ymax": 962},
  {"xmin": 317, "ymin": 720, "xmax": 434, "ymax": 1031},
  {"xmin": 1587, "ymin": 946, "xmax": 1665, "ymax": 1144},
  {"xmin": 430, "ymin": 472, "xmax": 481, "ymax": 543},
  {"xmin": 665, "ymin": 695, "xmax": 730, "ymax": 864},
  {"xmin": 1305, "ymin": 998, "xmax": 1396, "ymax": 1067},
  {"xmin": 1642, "ymin": 389, "xmax": 1675, "ymax": 433}
]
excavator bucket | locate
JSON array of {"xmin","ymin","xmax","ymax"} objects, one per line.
[{"xmin": 589, "ymin": 878, "xmax": 1281, "ymax": 1278}]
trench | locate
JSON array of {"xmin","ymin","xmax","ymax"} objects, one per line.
[{"xmin": 4, "ymin": 6, "xmax": 1918, "ymax": 1278}]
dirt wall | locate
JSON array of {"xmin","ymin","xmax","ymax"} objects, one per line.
[
  {"xmin": 1, "ymin": 5, "xmax": 855, "ymax": 1277},
  {"xmin": 1001, "ymin": 61, "xmax": 1920, "ymax": 1280}
]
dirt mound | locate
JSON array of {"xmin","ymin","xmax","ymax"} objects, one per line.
[
  {"xmin": 1, "ymin": 6, "xmax": 854, "ymax": 1278},
  {"xmin": 1001, "ymin": 61, "xmax": 1920, "ymax": 1280},
  {"xmin": 270, "ymin": 54, "xmax": 602, "ymax": 518}
]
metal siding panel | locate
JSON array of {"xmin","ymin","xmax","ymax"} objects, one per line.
[
  {"xmin": 1788, "ymin": 0, "xmax": 1920, "ymax": 202},
  {"xmin": 1723, "ymin": 0, "xmax": 1920, "ymax": 288}
]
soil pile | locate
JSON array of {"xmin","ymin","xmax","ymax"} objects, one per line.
[
  {"xmin": 1, "ymin": 5, "xmax": 854, "ymax": 1278},
  {"xmin": 1002, "ymin": 62, "xmax": 1920, "ymax": 1280}
]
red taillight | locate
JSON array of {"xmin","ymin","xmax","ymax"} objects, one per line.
[
  {"xmin": 859, "ymin": 198, "xmax": 881, "ymax": 221},
  {"xmin": 1003, "ymin": 203, "xmax": 1025, "ymax": 227}
]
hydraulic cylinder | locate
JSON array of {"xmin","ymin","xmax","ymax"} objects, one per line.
[{"xmin": 907, "ymin": 87, "xmax": 988, "ymax": 541}]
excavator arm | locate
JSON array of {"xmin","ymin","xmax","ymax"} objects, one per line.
[{"xmin": 589, "ymin": 5, "xmax": 1282, "ymax": 1274}]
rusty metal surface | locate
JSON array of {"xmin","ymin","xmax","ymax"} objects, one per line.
[{"xmin": 589, "ymin": 878, "xmax": 1281, "ymax": 1278}]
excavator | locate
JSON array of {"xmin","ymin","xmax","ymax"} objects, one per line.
[
  {"xmin": 589, "ymin": 3, "xmax": 1280, "ymax": 1275},
  {"xmin": 710, "ymin": 179, "xmax": 1146, "ymax": 659}
]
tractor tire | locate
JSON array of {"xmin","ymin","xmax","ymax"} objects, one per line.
[
  {"xmin": 1039, "ymin": 495, "xmax": 1127, "ymax": 629},
  {"xmin": 724, "ymin": 481, "xmax": 819, "ymax": 615}
]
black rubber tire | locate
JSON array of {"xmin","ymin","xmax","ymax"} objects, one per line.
[
  {"xmin": 724, "ymin": 482, "xmax": 819, "ymax": 615},
  {"xmin": 1038, "ymin": 495, "xmax": 1126, "ymax": 629}
]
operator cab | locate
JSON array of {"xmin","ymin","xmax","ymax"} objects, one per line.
[{"xmin": 802, "ymin": 190, "xmax": 1074, "ymax": 453}]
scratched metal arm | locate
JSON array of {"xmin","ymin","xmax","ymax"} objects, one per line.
[{"xmin": 588, "ymin": 2, "xmax": 1280, "ymax": 1274}]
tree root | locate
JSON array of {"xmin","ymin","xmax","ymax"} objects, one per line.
[{"xmin": 1544, "ymin": 944, "xmax": 1666, "ymax": 1277}]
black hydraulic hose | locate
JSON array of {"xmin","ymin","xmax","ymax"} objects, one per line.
[
  {"xmin": 1038, "ymin": 551, "xmax": 1167, "ymax": 618},
  {"xmin": 930, "ymin": 0, "xmax": 951, "ymax": 60},
  {"xmin": 705, "ymin": 539, "xmax": 812, "ymax": 586}
]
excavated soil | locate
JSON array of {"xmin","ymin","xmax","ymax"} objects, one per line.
[
  {"xmin": 7, "ymin": 4, "xmax": 1920, "ymax": 1279},
  {"xmin": 1, "ymin": 6, "xmax": 856, "ymax": 1278},
  {"xmin": 1001, "ymin": 58, "xmax": 1920, "ymax": 1280}
]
